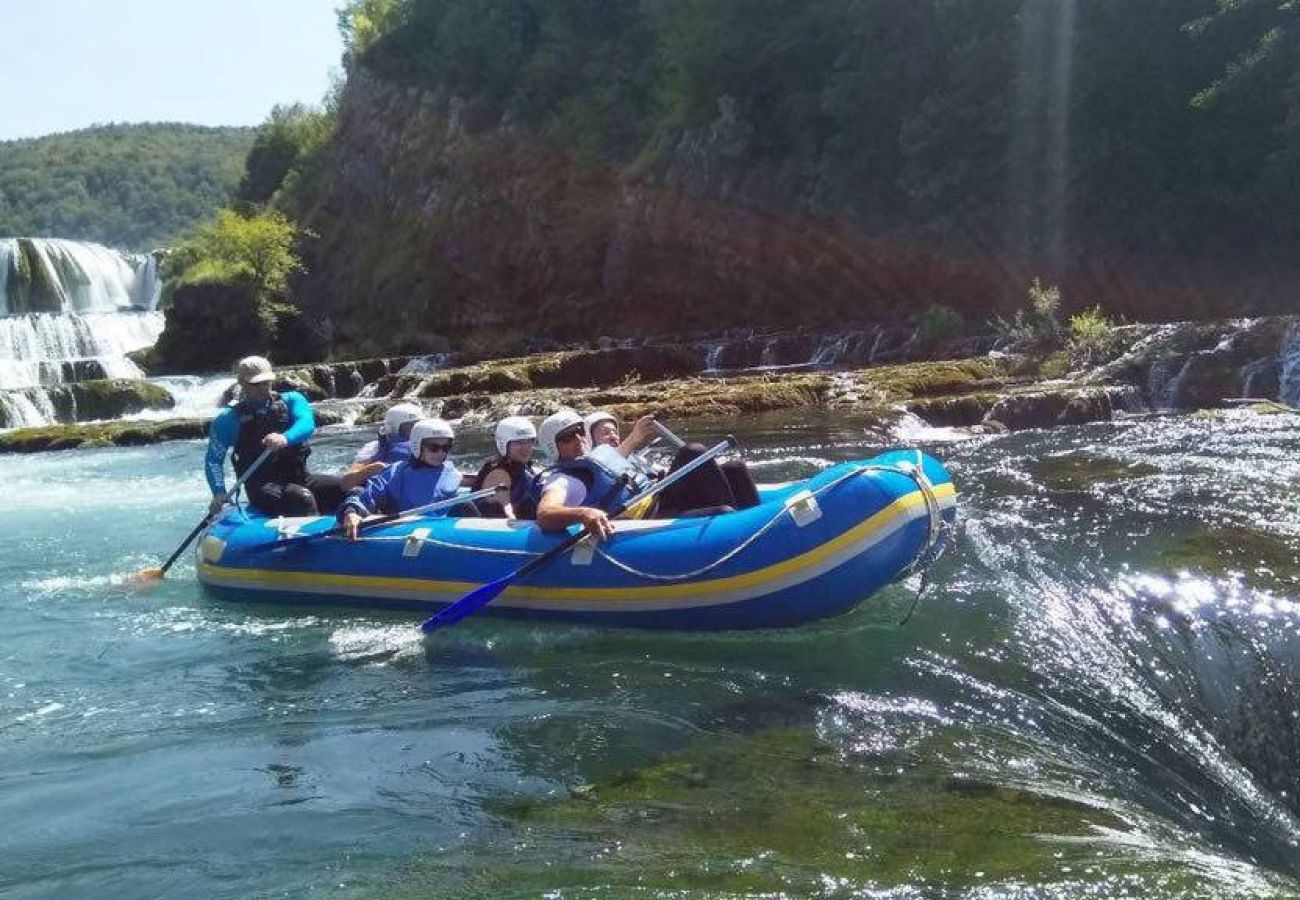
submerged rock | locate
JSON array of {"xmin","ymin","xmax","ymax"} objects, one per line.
[{"xmin": 49, "ymin": 378, "xmax": 175, "ymax": 422}]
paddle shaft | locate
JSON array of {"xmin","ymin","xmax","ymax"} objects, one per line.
[
  {"xmin": 156, "ymin": 446, "xmax": 274, "ymax": 576},
  {"xmin": 421, "ymin": 435, "xmax": 737, "ymax": 632},
  {"xmin": 255, "ymin": 484, "xmax": 508, "ymax": 551},
  {"xmin": 650, "ymin": 418, "xmax": 686, "ymax": 449}
]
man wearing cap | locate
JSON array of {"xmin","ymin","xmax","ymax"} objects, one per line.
[
  {"xmin": 530, "ymin": 409, "xmax": 634, "ymax": 541},
  {"xmin": 204, "ymin": 355, "xmax": 344, "ymax": 517}
]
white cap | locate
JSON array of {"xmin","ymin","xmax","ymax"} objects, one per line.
[
  {"xmin": 382, "ymin": 402, "xmax": 424, "ymax": 436},
  {"xmin": 234, "ymin": 355, "xmax": 274, "ymax": 384},
  {"xmin": 538, "ymin": 408, "xmax": 585, "ymax": 460},
  {"xmin": 494, "ymin": 415, "xmax": 537, "ymax": 456},
  {"xmin": 408, "ymin": 418, "xmax": 455, "ymax": 458}
]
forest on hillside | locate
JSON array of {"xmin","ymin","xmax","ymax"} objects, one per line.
[
  {"xmin": 0, "ymin": 123, "xmax": 254, "ymax": 250},
  {"xmin": 329, "ymin": 0, "xmax": 1299, "ymax": 294},
  {"xmin": 152, "ymin": 0, "xmax": 1300, "ymax": 365}
]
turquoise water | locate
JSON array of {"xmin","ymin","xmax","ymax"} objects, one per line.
[{"xmin": 3, "ymin": 412, "xmax": 1300, "ymax": 897}]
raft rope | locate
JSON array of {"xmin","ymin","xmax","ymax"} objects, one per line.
[
  {"xmin": 344, "ymin": 452, "xmax": 953, "ymax": 584},
  {"xmin": 593, "ymin": 452, "xmax": 949, "ymax": 583}
]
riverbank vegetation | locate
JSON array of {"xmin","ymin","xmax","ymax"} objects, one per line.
[
  {"xmin": 240, "ymin": 0, "xmax": 1300, "ymax": 358},
  {"xmin": 0, "ymin": 124, "xmax": 253, "ymax": 250}
]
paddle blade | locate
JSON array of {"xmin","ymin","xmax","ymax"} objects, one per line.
[
  {"xmin": 128, "ymin": 566, "xmax": 166, "ymax": 582},
  {"xmin": 421, "ymin": 577, "xmax": 512, "ymax": 633}
]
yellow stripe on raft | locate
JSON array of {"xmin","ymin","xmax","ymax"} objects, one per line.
[{"xmin": 199, "ymin": 482, "xmax": 956, "ymax": 605}]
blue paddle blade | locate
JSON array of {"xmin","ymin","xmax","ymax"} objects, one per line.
[{"xmin": 421, "ymin": 577, "xmax": 511, "ymax": 633}]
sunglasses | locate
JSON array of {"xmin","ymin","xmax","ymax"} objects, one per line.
[
  {"xmin": 421, "ymin": 441, "xmax": 453, "ymax": 453},
  {"xmin": 555, "ymin": 427, "xmax": 585, "ymax": 443}
]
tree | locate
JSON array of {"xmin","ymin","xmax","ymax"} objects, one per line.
[
  {"xmin": 235, "ymin": 104, "xmax": 334, "ymax": 209},
  {"xmin": 168, "ymin": 208, "xmax": 303, "ymax": 301}
]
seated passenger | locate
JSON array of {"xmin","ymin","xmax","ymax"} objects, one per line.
[
  {"xmin": 341, "ymin": 402, "xmax": 423, "ymax": 491},
  {"xmin": 336, "ymin": 418, "xmax": 462, "ymax": 540},
  {"xmin": 585, "ymin": 409, "xmax": 757, "ymax": 517},
  {"xmin": 531, "ymin": 409, "xmax": 637, "ymax": 540},
  {"xmin": 583, "ymin": 410, "xmax": 658, "ymax": 457},
  {"xmin": 468, "ymin": 416, "xmax": 539, "ymax": 518}
]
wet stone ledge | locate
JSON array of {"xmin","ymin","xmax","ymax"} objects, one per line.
[{"xmin": 0, "ymin": 406, "xmax": 346, "ymax": 454}]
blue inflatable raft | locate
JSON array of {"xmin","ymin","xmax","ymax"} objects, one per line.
[{"xmin": 196, "ymin": 449, "xmax": 956, "ymax": 629}]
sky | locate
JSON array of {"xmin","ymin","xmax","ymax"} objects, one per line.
[{"xmin": 0, "ymin": 0, "xmax": 344, "ymax": 141}]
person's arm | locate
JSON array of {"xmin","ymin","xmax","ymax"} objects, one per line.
[
  {"xmin": 337, "ymin": 465, "xmax": 395, "ymax": 539},
  {"xmin": 205, "ymin": 410, "xmax": 238, "ymax": 515},
  {"xmin": 340, "ymin": 462, "xmax": 387, "ymax": 491},
  {"xmin": 477, "ymin": 467, "xmax": 514, "ymax": 517},
  {"xmin": 617, "ymin": 414, "xmax": 657, "ymax": 457},
  {"xmin": 278, "ymin": 392, "xmax": 316, "ymax": 447},
  {"xmin": 535, "ymin": 478, "xmax": 613, "ymax": 540}
]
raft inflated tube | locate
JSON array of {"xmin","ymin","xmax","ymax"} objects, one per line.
[{"xmin": 197, "ymin": 450, "xmax": 957, "ymax": 630}]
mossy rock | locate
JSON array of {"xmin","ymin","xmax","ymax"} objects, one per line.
[
  {"xmin": 906, "ymin": 393, "xmax": 999, "ymax": 427},
  {"xmin": 147, "ymin": 277, "xmax": 268, "ymax": 374},
  {"xmin": 0, "ymin": 418, "xmax": 207, "ymax": 453},
  {"xmin": 429, "ymin": 727, "xmax": 1204, "ymax": 897},
  {"xmin": 1155, "ymin": 527, "xmax": 1300, "ymax": 591},
  {"xmin": 859, "ymin": 357, "xmax": 1011, "ymax": 400},
  {"xmin": 55, "ymin": 378, "xmax": 175, "ymax": 422},
  {"xmin": 1030, "ymin": 454, "xmax": 1160, "ymax": 492}
]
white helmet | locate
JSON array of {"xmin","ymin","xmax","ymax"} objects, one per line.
[
  {"xmin": 584, "ymin": 410, "xmax": 618, "ymax": 444},
  {"xmin": 494, "ymin": 415, "xmax": 537, "ymax": 456},
  {"xmin": 538, "ymin": 408, "xmax": 584, "ymax": 460},
  {"xmin": 382, "ymin": 402, "xmax": 423, "ymax": 436},
  {"xmin": 408, "ymin": 418, "xmax": 455, "ymax": 458}
]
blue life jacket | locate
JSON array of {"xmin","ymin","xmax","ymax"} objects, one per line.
[
  {"xmin": 339, "ymin": 460, "xmax": 461, "ymax": 518},
  {"xmin": 525, "ymin": 454, "xmax": 634, "ymax": 515},
  {"xmin": 373, "ymin": 433, "xmax": 411, "ymax": 464}
]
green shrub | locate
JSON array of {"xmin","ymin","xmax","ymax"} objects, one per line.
[
  {"xmin": 916, "ymin": 303, "xmax": 964, "ymax": 344},
  {"xmin": 1068, "ymin": 305, "xmax": 1115, "ymax": 365},
  {"xmin": 992, "ymin": 278, "xmax": 1064, "ymax": 349}
]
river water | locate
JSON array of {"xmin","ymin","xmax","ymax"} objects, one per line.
[{"xmin": 3, "ymin": 410, "xmax": 1299, "ymax": 898}]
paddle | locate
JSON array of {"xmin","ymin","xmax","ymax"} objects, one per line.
[
  {"xmin": 650, "ymin": 418, "xmax": 686, "ymax": 449},
  {"xmin": 133, "ymin": 446, "xmax": 274, "ymax": 580},
  {"xmin": 249, "ymin": 484, "xmax": 508, "ymax": 551},
  {"xmin": 420, "ymin": 435, "xmax": 738, "ymax": 634}
]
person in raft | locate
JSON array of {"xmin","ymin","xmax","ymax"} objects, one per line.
[
  {"xmin": 339, "ymin": 402, "xmax": 423, "ymax": 491},
  {"xmin": 583, "ymin": 409, "xmax": 759, "ymax": 516},
  {"xmin": 584, "ymin": 410, "xmax": 659, "ymax": 456},
  {"xmin": 206, "ymin": 355, "xmax": 344, "ymax": 517},
  {"xmin": 335, "ymin": 417, "xmax": 463, "ymax": 540},
  {"xmin": 530, "ymin": 409, "xmax": 630, "ymax": 540},
  {"xmin": 466, "ymin": 416, "xmax": 540, "ymax": 519}
]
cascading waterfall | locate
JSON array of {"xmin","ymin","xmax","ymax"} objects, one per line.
[
  {"xmin": 0, "ymin": 238, "xmax": 165, "ymax": 428},
  {"xmin": 1276, "ymin": 323, "xmax": 1300, "ymax": 408}
]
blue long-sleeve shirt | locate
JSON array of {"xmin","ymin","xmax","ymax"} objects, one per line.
[
  {"xmin": 204, "ymin": 391, "xmax": 315, "ymax": 495},
  {"xmin": 338, "ymin": 460, "xmax": 461, "ymax": 519}
]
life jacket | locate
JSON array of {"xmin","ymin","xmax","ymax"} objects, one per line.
[
  {"xmin": 373, "ymin": 432, "xmax": 411, "ymax": 465},
  {"xmin": 232, "ymin": 392, "xmax": 309, "ymax": 480},
  {"xmin": 471, "ymin": 456, "xmax": 540, "ymax": 519},
  {"xmin": 525, "ymin": 454, "xmax": 635, "ymax": 515}
]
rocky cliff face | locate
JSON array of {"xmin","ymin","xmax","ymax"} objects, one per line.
[{"xmin": 292, "ymin": 73, "xmax": 1015, "ymax": 359}]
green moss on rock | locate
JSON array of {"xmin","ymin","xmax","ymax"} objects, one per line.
[
  {"xmin": 1156, "ymin": 527, "xmax": 1300, "ymax": 592},
  {"xmin": 406, "ymin": 727, "xmax": 1209, "ymax": 897},
  {"xmin": 0, "ymin": 418, "xmax": 207, "ymax": 453},
  {"xmin": 1030, "ymin": 454, "xmax": 1160, "ymax": 492},
  {"xmin": 57, "ymin": 378, "xmax": 175, "ymax": 421}
]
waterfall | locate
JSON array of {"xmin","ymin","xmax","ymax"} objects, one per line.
[
  {"xmin": 0, "ymin": 312, "xmax": 164, "ymax": 390},
  {"xmin": 702, "ymin": 341, "xmax": 724, "ymax": 373},
  {"xmin": 0, "ymin": 238, "xmax": 168, "ymax": 428},
  {"xmin": 1277, "ymin": 323, "xmax": 1300, "ymax": 408},
  {"xmin": 810, "ymin": 334, "xmax": 850, "ymax": 367},
  {"xmin": 1, "ymin": 238, "xmax": 161, "ymax": 315}
]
